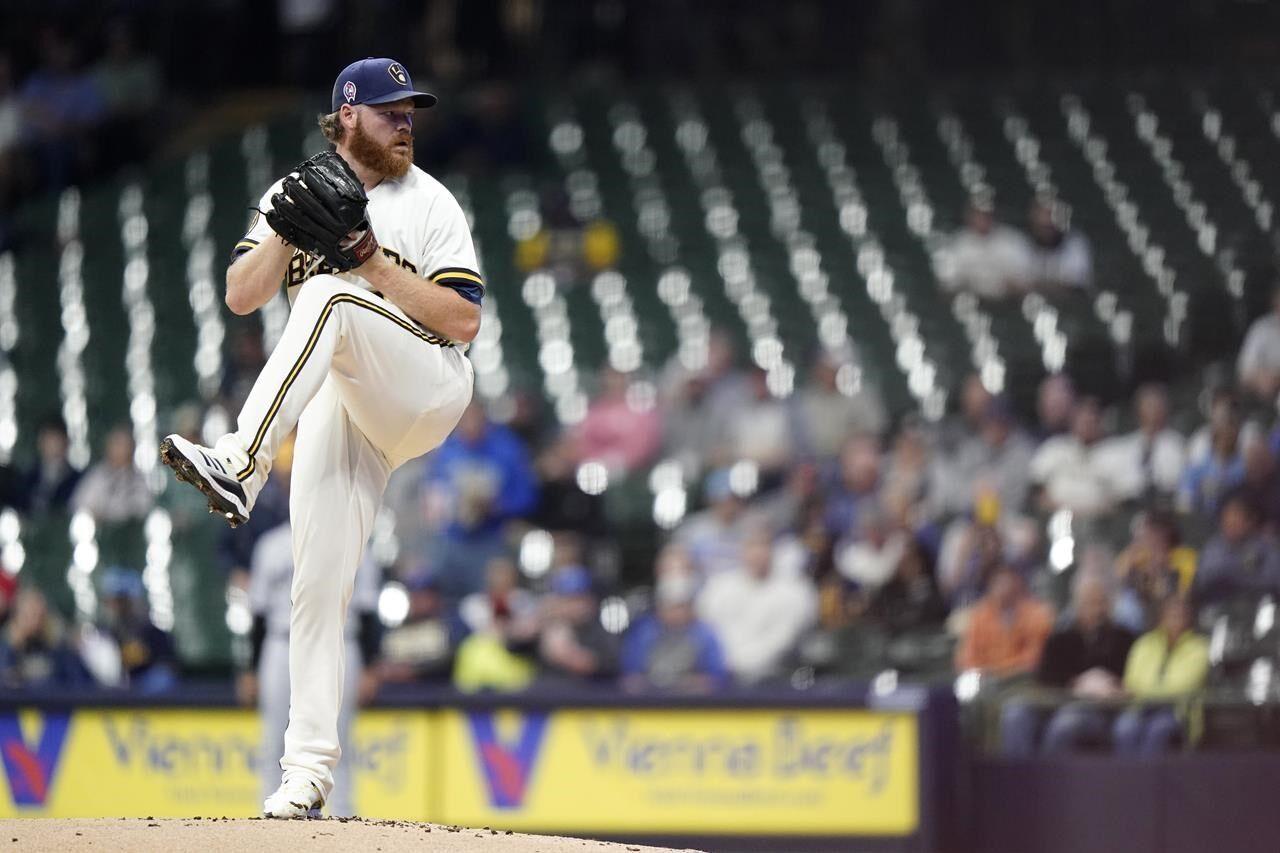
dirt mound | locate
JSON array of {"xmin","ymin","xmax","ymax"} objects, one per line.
[{"xmin": 0, "ymin": 818, "xmax": 697, "ymax": 852}]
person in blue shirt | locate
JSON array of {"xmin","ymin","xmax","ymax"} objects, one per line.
[
  {"xmin": 621, "ymin": 572, "xmax": 728, "ymax": 693},
  {"xmin": 421, "ymin": 401, "xmax": 538, "ymax": 600},
  {"xmin": 1193, "ymin": 492, "xmax": 1280, "ymax": 607},
  {"xmin": 1180, "ymin": 400, "xmax": 1246, "ymax": 516}
]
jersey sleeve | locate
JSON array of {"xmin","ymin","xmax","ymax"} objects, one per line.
[
  {"xmin": 423, "ymin": 189, "xmax": 485, "ymax": 305},
  {"xmin": 229, "ymin": 180, "xmax": 284, "ymax": 264}
]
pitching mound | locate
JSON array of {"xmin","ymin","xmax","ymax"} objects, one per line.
[{"xmin": 0, "ymin": 818, "xmax": 698, "ymax": 852}]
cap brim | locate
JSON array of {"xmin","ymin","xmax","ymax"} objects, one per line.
[{"xmin": 365, "ymin": 90, "xmax": 438, "ymax": 109}]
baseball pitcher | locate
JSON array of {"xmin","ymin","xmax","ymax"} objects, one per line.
[{"xmin": 160, "ymin": 57, "xmax": 480, "ymax": 817}]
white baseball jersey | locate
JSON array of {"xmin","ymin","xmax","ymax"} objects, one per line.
[{"xmin": 233, "ymin": 162, "xmax": 484, "ymax": 341}]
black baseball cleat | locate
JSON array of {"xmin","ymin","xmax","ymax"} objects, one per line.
[{"xmin": 159, "ymin": 434, "xmax": 251, "ymax": 528}]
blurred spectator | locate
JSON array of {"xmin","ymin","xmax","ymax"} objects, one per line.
[
  {"xmin": 823, "ymin": 433, "xmax": 883, "ymax": 537},
  {"xmin": 530, "ymin": 433, "xmax": 607, "ymax": 537},
  {"xmin": 18, "ymin": 28, "xmax": 106, "ymax": 189},
  {"xmin": 661, "ymin": 329, "xmax": 753, "ymax": 473},
  {"xmin": 573, "ymin": 368, "xmax": 661, "ymax": 476},
  {"xmin": 1179, "ymin": 395, "xmax": 1246, "ymax": 516},
  {"xmin": 514, "ymin": 187, "xmax": 619, "ymax": 282},
  {"xmin": 536, "ymin": 565, "xmax": 620, "ymax": 686},
  {"xmin": 17, "ymin": 416, "xmax": 82, "ymax": 515},
  {"xmin": 725, "ymin": 368, "xmax": 795, "ymax": 479},
  {"xmin": 1192, "ymin": 493, "xmax": 1280, "ymax": 607},
  {"xmin": 622, "ymin": 572, "xmax": 727, "ymax": 693},
  {"xmin": 1000, "ymin": 575, "xmax": 1134, "ymax": 756},
  {"xmin": 867, "ymin": 538, "xmax": 947, "ymax": 635},
  {"xmin": 1113, "ymin": 510, "xmax": 1192, "ymax": 633},
  {"xmin": 937, "ymin": 488, "xmax": 1040, "ymax": 610},
  {"xmin": 1237, "ymin": 286, "xmax": 1280, "ymax": 403},
  {"xmin": 1239, "ymin": 437, "xmax": 1280, "ymax": 531},
  {"xmin": 674, "ymin": 468, "xmax": 754, "ymax": 579},
  {"xmin": 1024, "ymin": 197, "xmax": 1092, "ymax": 292},
  {"xmin": 1095, "ymin": 384, "xmax": 1186, "ymax": 503},
  {"xmin": 0, "ymin": 54, "xmax": 18, "ymax": 160},
  {"xmin": 955, "ymin": 565, "xmax": 1054, "ymax": 677},
  {"xmin": 91, "ymin": 21, "xmax": 162, "ymax": 118},
  {"xmin": 935, "ymin": 373, "xmax": 993, "ymax": 455},
  {"xmin": 931, "ymin": 397, "xmax": 1035, "ymax": 518},
  {"xmin": 774, "ymin": 500, "xmax": 836, "ymax": 586},
  {"xmin": 459, "ymin": 556, "xmax": 539, "ymax": 637},
  {"xmin": 0, "ymin": 52, "xmax": 21, "ymax": 248},
  {"xmin": 279, "ymin": 0, "xmax": 342, "ymax": 85},
  {"xmin": 379, "ymin": 570, "xmax": 456, "ymax": 683},
  {"xmin": 219, "ymin": 445, "xmax": 292, "ymax": 591},
  {"xmin": 661, "ymin": 367, "xmax": 721, "ymax": 476},
  {"xmin": 1030, "ymin": 397, "xmax": 1115, "ymax": 517},
  {"xmin": 757, "ymin": 461, "xmax": 824, "ymax": 544},
  {"xmin": 1187, "ymin": 388, "xmax": 1255, "ymax": 465},
  {"xmin": 93, "ymin": 567, "xmax": 177, "ymax": 693},
  {"xmin": 697, "ymin": 524, "xmax": 817, "ymax": 684},
  {"xmin": 791, "ymin": 351, "xmax": 887, "ymax": 462},
  {"xmin": 0, "ymin": 587, "xmax": 89, "ymax": 688},
  {"xmin": 653, "ymin": 542, "xmax": 696, "ymax": 580},
  {"xmin": 883, "ymin": 420, "xmax": 932, "ymax": 506},
  {"xmin": 452, "ymin": 590, "xmax": 537, "ymax": 693},
  {"xmin": 0, "ymin": 570, "xmax": 15, "ymax": 626},
  {"xmin": 70, "ymin": 426, "xmax": 152, "ymax": 523},
  {"xmin": 939, "ymin": 193, "xmax": 1032, "ymax": 299},
  {"xmin": 422, "ymin": 400, "xmax": 538, "ymax": 600},
  {"xmin": 835, "ymin": 502, "xmax": 908, "ymax": 594},
  {"xmin": 89, "ymin": 19, "xmax": 163, "ymax": 170},
  {"xmin": 1036, "ymin": 374, "xmax": 1076, "ymax": 440},
  {"xmin": 425, "ymin": 81, "xmax": 532, "ymax": 174},
  {"xmin": 1113, "ymin": 596, "xmax": 1209, "ymax": 756},
  {"xmin": 221, "ymin": 327, "xmax": 268, "ymax": 415}
]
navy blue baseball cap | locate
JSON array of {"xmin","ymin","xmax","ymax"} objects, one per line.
[{"xmin": 331, "ymin": 57, "xmax": 437, "ymax": 112}]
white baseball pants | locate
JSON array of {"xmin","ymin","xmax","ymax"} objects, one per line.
[
  {"xmin": 258, "ymin": 634, "xmax": 359, "ymax": 815},
  {"xmin": 226, "ymin": 276, "xmax": 472, "ymax": 804}
]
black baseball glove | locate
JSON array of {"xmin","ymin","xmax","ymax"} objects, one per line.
[{"xmin": 264, "ymin": 151, "xmax": 379, "ymax": 272}]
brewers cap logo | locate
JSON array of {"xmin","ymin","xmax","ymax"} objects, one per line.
[
  {"xmin": 387, "ymin": 63, "xmax": 408, "ymax": 86},
  {"xmin": 343, "ymin": 81, "xmax": 357, "ymax": 103}
]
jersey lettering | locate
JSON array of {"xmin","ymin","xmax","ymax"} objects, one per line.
[{"xmin": 285, "ymin": 246, "xmax": 418, "ymax": 288}]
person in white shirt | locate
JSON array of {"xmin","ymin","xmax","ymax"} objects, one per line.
[
  {"xmin": 938, "ymin": 195, "xmax": 1033, "ymax": 300},
  {"xmin": 696, "ymin": 523, "xmax": 817, "ymax": 685},
  {"xmin": 834, "ymin": 502, "xmax": 906, "ymax": 593},
  {"xmin": 1030, "ymin": 398, "xmax": 1115, "ymax": 517},
  {"xmin": 1025, "ymin": 198, "xmax": 1092, "ymax": 292},
  {"xmin": 1095, "ymin": 384, "xmax": 1186, "ymax": 502},
  {"xmin": 71, "ymin": 426, "xmax": 153, "ymax": 523},
  {"xmin": 1238, "ymin": 287, "xmax": 1280, "ymax": 403}
]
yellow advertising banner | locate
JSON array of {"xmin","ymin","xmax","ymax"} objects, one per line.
[
  {"xmin": 0, "ymin": 708, "xmax": 430, "ymax": 819},
  {"xmin": 435, "ymin": 707, "xmax": 919, "ymax": 836}
]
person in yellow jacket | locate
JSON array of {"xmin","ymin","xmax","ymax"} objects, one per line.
[{"xmin": 1112, "ymin": 596, "xmax": 1209, "ymax": 755}]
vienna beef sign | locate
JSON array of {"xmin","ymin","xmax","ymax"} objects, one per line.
[
  {"xmin": 0, "ymin": 709, "xmax": 428, "ymax": 819},
  {"xmin": 1, "ymin": 705, "xmax": 920, "ymax": 834},
  {"xmin": 443, "ymin": 708, "xmax": 919, "ymax": 835}
]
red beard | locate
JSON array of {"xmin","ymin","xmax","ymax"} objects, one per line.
[{"xmin": 347, "ymin": 115, "xmax": 413, "ymax": 179}]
